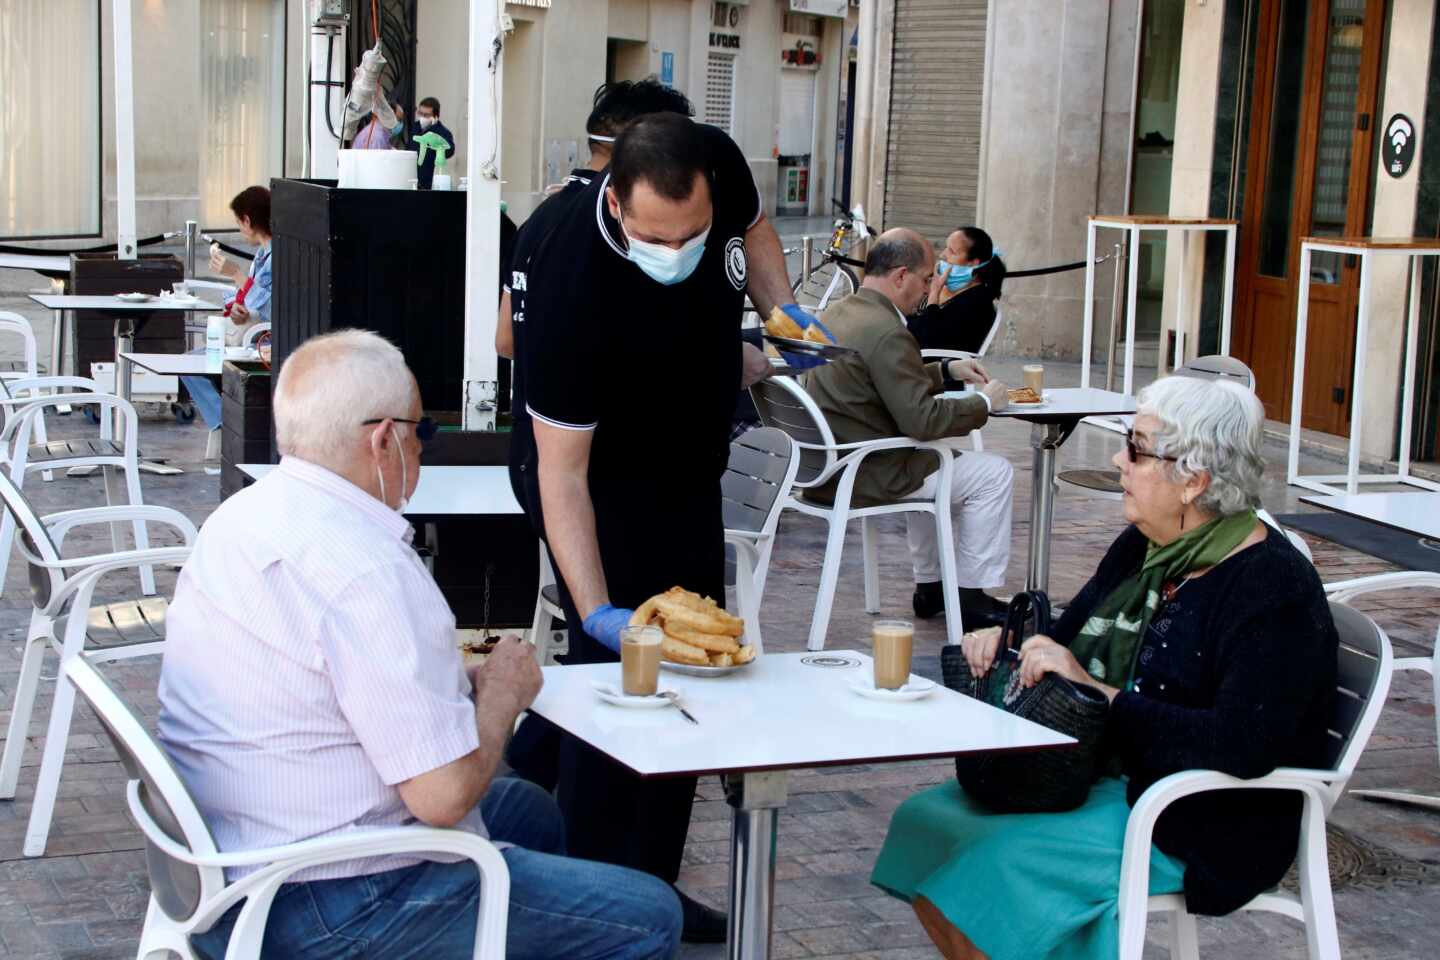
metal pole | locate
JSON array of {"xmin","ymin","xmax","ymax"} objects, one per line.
[
  {"xmin": 461, "ymin": 0, "xmax": 503, "ymax": 429},
  {"xmin": 1105, "ymin": 242, "xmax": 1125, "ymax": 393},
  {"xmin": 112, "ymin": 0, "xmax": 137, "ymax": 260},
  {"xmin": 1026, "ymin": 422, "xmax": 1062, "ymax": 594},
  {"xmin": 800, "ymin": 236, "xmax": 814, "ymax": 286},
  {"xmin": 725, "ymin": 771, "xmax": 788, "ymax": 960},
  {"xmin": 184, "ymin": 221, "xmax": 199, "ymax": 278}
]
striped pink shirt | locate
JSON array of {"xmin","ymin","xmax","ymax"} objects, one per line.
[{"xmin": 157, "ymin": 457, "xmax": 483, "ymax": 880}]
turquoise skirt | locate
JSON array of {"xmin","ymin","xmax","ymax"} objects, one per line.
[{"xmin": 870, "ymin": 777, "xmax": 1186, "ymax": 960}]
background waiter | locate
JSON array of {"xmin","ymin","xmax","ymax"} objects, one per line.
[{"xmin": 511, "ymin": 114, "xmax": 822, "ymax": 942}]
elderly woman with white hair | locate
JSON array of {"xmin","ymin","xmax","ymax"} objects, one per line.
[{"xmin": 870, "ymin": 376, "xmax": 1338, "ymax": 960}]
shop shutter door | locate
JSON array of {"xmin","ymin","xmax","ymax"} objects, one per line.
[
  {"xmin": 778, "ymin": 68, "xmax": 817, "ymax": 156},
  {"xmin": 884, "ymin": 0, "xmax": 989, "ymax": 243},
  {"xmin": 704, "ymin": 53, "xmax": 736, "ymax": 136}
]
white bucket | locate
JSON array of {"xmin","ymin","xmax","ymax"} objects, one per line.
[{"xmin": 337, "ymin": 149, "xmax": 419, "ymax": 190}]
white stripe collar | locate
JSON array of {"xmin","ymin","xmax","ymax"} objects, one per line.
[
  {"xmin": 276, "ymin": 457, "xmax": 414, "ymax": 543},
  {"xmin": 594, "ymin": 174, "xmax": 628, "ymax": 259}
]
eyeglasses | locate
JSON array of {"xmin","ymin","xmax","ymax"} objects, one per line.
[
  {"xmin": 1124, "ymin": 429, "xmax": 1177, "ymax": 464},
  {"xmin": 363, "ymin": 417, "xmax": 439, "ymax": 445}
]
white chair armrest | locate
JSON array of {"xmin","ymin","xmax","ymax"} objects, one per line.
[
  {"xmin": 724, "ymin": 529, "xmax": 767, "ymax": 543},
  {"xmin": 1, "ymin": 375, "xmax": 103, "ymax": 398},
  {"xmin": 920, "ymin": 349, "xmax": 979, "ymax": 361},
  {"xmin": 43, "ymin": 505, "xmax": 200, "ymax": 549},
  {"xmin": 35, "ymin": 547, "xmax": 191, "ymax": 621},
  {"xmin": 1324, "ymin": 571, "xmax": 1440, "ymax": 601},
  {"xmin": 1, "ymin": 393, "xmax": 133, "ymax": 443},
  {"xmin": 796, "ymin": 436, "xmax": 954, "ymax": 488},
  {"xmin": 1117, "ymin": 767, "xmax": 1341, "ymax": 957}
]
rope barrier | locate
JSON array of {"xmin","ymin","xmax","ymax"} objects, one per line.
[
  {"xmin": 1007, "ymin": 254, "xmax": 1111, "ymax": 278},
  {"xmin": 0, "ymin": 232, "xmax": 177, "ymax": 258},
  {"xmin": 202, "ymin": 236, "xmax": 255, "ymax": 261}
]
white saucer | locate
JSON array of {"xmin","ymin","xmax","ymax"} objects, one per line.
[
  {"xmin": 115, "ymin": 292, "xmax": 151, "ymax": 302},
  {"xmin": 591, "ymin": 680, "xmax": 674, "ymax": 709},
  {"xmin": 1009, "ymin": 392, "xmax": 1051, "ymax": 408},
  {"xmin": 848, "ymin": 676, "xmax": 937, "ymax": 702}
]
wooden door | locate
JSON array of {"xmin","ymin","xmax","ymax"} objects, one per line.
[{"xmin": 1232, "ymin": 0, "xmax": 1385, "ymax": 433}]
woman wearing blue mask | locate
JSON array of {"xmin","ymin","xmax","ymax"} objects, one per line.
[{"xmin": 907, "ymin": 226, "xmax": 1006, "ymax": 354}]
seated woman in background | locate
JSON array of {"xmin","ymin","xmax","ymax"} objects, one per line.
[
  {"xmin": 907, "ymin": 226, "xmax": 1005, "ymax": 354},
  {"xmin": 870, "ymin": 376, "xmax": 1338, "ymax": 960}
]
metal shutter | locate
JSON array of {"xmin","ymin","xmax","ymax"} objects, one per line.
[
  {"xmin": 883, "ymin": 0, "xmax": 989, "ymax": 243},
  {"xmin": 704, "ymin": 53, "xmax": 737, "ymax": 136},
  {"xmin": 778, "ymin": 69, "xmax": 817, "ymax": 155}
]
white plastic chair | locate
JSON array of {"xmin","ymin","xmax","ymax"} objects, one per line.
[
  {"xmin": 0, "ymin": 468, "xmax": 196, "ymax": 857},
  {"xmin": 241, "ymin": 321, "xmax": 271, "ymax": 349},
  {"xmin": 527, "ymin": 427, "xmax": 798, "ymax": 658},
  {"xmin": 1056, "ymin": 355, "xmax": 1257, "ymax": 501},
  {"xmin": 62, "ymin": 656, "xmax": 511, "ymax": 960},
  {"xmin": 1117, "ymin": 601, "xmax": 1394, "ymax": 960},
  {"xmin": 0, "ymin": 376, "xmax": 156, "ymax": 595},
  {"xmin": 0, "ymin": 313, "xmax": 51, "ymax": 459},
  {"xmin": 721, "ymin": 427, "xmax": 800, "ymax": 654},
  {"xmin": 1258, "ymin": 510, "xmax": 1440, "ymax": 774},
  {"xmin": 751, "ymin": 376, "xmax": 966, "ymax": 650}
]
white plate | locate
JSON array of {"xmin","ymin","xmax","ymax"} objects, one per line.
[
  {"xmin": 848, "ymin": 676, "xmax": 937, "ymax": 702},
  {"xmin": 1008, "ymin": 392, "xmax": 1051, "ymax": 407},
  {"xmin": 591, "ymin": 680, "xmax": 675, "ymax": 708},
  {"xmin": 115, "ymin": 292, "xmax": 152, "ymax": 302},
  {"xmin": 660, "ymin": 656, "xmax": 755, "ymax": 678}
]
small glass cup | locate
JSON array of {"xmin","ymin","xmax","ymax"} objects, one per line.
[
  {"xmin": 1023, "ymin": 364, "xmax": 1045, "ymax": 394},
  {"xmin": 620, "ymin": 625, "xmax": 663, "ymax": 696},
  {"xmin": 872, "ymin": 619, "xmax": 915, "ymax": 690}
]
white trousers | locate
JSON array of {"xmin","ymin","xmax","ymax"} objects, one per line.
[{"xmin": 904, "ymin": 441, "xmax": 1014, "ymax": 588}]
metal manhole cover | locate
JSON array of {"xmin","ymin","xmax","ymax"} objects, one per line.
[
  {"xmin": 801, "ymin": 654, "xmax": 862, "ymax": 668},
  {"xmin": 1281, "ymin": 823, "xmax": 1437, "ymax": 893}
]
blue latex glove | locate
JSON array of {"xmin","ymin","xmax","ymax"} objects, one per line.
[
  {"xmin": 775, "ymin": 304, "xmax": 837, "ymax": 370},
  {"xmin": 582, "ymin": 603, "xmax": 635, "ymax": 654}
]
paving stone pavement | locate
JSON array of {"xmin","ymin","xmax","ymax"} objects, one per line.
[{"xmin": 0, "ymin": 294, "xmax": 1434, "ymax": 956}]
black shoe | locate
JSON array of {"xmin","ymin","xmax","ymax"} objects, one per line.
[
  {"xmin": 677, "ymin": 888, "xmax": 727, "ymax": 944},
  {"xmin": 912, "ymin": 582, "xmax": 1008, "ymax": 630}
]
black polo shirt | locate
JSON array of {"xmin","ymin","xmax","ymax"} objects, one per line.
[{"xmin": 511, "ymin": 126, "xmax": 761, "ymax": 502}]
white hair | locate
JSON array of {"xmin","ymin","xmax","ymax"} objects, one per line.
[
  {"xmin": 1136, "ymin": 376, "xmax": 1266, "ymax": 517},
  {"xmin": 273, "ymin": 329, "xmax": 416, "ymax": 464}
]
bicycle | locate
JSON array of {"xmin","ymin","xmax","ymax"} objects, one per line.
[{"xmin": 791, "ymin": 199, "xmax": 877, "ymax": 312}]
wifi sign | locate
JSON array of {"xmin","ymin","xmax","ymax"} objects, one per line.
[{"xmin": 1382, "ymin": 113, "xmax": 1416, "ymax": 179}]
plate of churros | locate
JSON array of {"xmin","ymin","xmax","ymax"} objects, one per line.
[
  {"xmin": 762, "ymin": 306, "xmax": 855, "ymax": 361},
  {"xmin": 1007, "ymin": 387, "xmax": 1049, "ymax": 407},
  {"xmin": 630, "ymin": 587, "xmax": 758, "ymax": 677}
]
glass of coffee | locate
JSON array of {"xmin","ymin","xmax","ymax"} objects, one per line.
[
  {"xmin": 1023, "ymin": 364, "xmax": 1045, "ymax": 394},
  {"xmin": 621, "ymin": 625, "xmax": 663, "ymax": 696},
  {"xmin": 872, "ymin": 619, "xmax": 915, "ymax": 690}
]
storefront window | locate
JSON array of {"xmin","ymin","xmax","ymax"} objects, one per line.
[
  {"xmin": 1129, "ymin": 0, "xmax": 1185, "ymax": 338},
  {"xmin": 1256, "ymin": 0, "xmax": 1311, "ymax": 279},
  {"xmin": 0, "ymin": 0, "xmax": 101, "ymax": 238},
  {"xmin": 199, "ymin": 0, "xmax": 285, "ymax": 229}
]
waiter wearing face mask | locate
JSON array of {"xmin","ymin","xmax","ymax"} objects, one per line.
[
  {"xmin": 510, "ymin": 113, "xmax": 804, "ymax": 942},
  {"xmin": 410, "ymin": 96, "xmax": 454, "ymax": 189}
]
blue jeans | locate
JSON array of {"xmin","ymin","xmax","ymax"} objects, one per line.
[
  {"xmin": 190, "ymin": 778, "xmax": 681, "ymax": 959},
  {"xmin": 180, "ymin": 372, "xmax": 222, "ymax": 429}
]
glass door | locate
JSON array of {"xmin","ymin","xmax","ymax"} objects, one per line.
[{"xmin": 1231, "ymin": 0, "xmax": 1384, "ymax": 434}]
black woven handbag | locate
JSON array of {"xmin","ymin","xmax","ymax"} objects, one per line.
[{"xmin": 940, "ymin": 591, "xmax": 1110, "ymax": 813}]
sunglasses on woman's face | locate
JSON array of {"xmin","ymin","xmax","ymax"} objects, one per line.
[
  {"xmin": 362, "ymin": 417, "xmax": 439, "ymax": 445},
  {"xmin": 1124, "ymin": 429, "xmax": 1177, "ymax": 464}
]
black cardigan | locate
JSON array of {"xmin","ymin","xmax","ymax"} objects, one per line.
[
  {"xmin": 906, "ymin": 286, "xmax": 997, "ymax": 354},
  {"xmin": 1052, "ymin": 524, "xmax": 1338, "ymax": 916}
]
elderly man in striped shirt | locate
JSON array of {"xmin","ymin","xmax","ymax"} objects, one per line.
[{"xmin": 157, "ymin": 330, "xmax": 681, "ymax": 959}]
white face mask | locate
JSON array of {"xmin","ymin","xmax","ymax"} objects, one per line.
[
  {"xmin": 375, "ymin": 424, "xmax": 410, "ymax": 513},
  {"xmin": 418, "ymin": 115, "xmax": 437, "ymax": 130}
]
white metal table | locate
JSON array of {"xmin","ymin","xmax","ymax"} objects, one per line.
[
  {"xmin": 0, "ymin": 253, "xmax": 68, "ymax": 275},
  {"xmin": 28, "ymin": 294, "xmax": 222, "ymax": 412},
  {"xmin": 121, "ymin": 350, "xmax": 256, "ymax": 378},
  {"xmin": 238, "ymin": 463, "xmax": 523, "ymax": 517},
  {"xmin": 1288, "ymin": 237, "xmax": 1440, "ymax": 495},
  {"xmin": 944, "ymin": 387, "xmax": 1136, "ymax": 593},
  {"xmin": 1080, "ymin": 215, "xmax": 1238, "ymax": 402},
  {"xmin": 1300, "ymin": 490, "xmax": 1440, "ymax": 810},
  {"xmin": 528, "ymin": 650, "xmax": 1074, "ymax": 959}
]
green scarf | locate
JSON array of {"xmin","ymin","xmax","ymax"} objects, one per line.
[{"xmin": 1070, "ymin": 509, "xmax": 1258, "ymax": 688}]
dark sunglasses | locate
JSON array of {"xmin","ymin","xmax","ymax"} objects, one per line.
[
  {"xmin": 1124, "ymin": 429, "xmax": 1177, "ymax": 464},
  {"xmin": 363, "ymin": 417, "xmax": 439, "ymax": 445}
]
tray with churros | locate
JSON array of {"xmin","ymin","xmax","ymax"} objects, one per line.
[{"xmin": 630, "ymin": 587, "xmax": 759, "ymax": 677}]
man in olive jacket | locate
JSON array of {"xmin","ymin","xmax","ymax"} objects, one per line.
[{"xmin": 804, "ymin": 228, "xmax": 1015, "ymax": 628}]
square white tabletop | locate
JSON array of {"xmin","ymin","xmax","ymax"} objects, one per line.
[
  {"xmin": 0, "ymin": 254, "xmax": 69, "ymax": 273},
  {"xmin": 1298, "ymin": 491, "xmax": 1440, "ymax": 541},
  {"xmin": 528, "ymin": 651, "xmax": 1075, "ymax": 778},
  {"xmin": 239, "ymin": 463, "xmax": 523, "ymax": 517},
  {"xmin": 121, "ymin": 351, "xmax": 256, "ymax": 376},
  {"xmin": 940, "ymin": 386, "xmax": 1135, "ymax": 421},
  {"xmin": 29, "ymin": 294, "xmax": 222, "ymax": 312}
]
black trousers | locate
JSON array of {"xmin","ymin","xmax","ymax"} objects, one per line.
[{"xmin": 508, "ymin": 458, "xmax": 724, "ymax": 884}]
